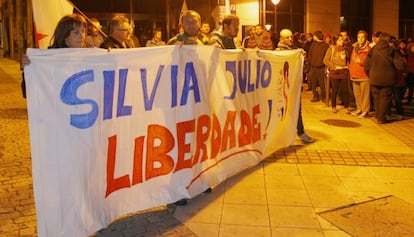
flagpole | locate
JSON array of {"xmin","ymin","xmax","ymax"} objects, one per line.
[
  {"xmin": 225, "ymin": 0, "xmax": 230, "ymax": 14},
  {"xmin": 166, "ymin": 0, "xmax": 171, "ymax": 39},
  {"xmin": 178, "ymin": 0, "xmax": 188, "ymax": 28},
  {"xmin": 129, "ymin": 0, "xmax": 134, "ymax": 30},
  {"xmin": 66, "ymin": 0, "xmax": 108, "ymax": 38}
]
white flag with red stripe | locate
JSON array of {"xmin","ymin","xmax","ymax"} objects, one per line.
[{"xmin": 32, "ymin": 0, "xmax": 73, "ymax": 48}]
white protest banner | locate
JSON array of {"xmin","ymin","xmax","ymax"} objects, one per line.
[{"xmin": 25, "ymin": 46, "xmax": 303, "ymax": 236}]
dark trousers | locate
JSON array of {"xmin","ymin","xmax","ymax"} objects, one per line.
[
  {"xmin": 371, "ymin": 85, "xmax": 393, "ymax": 122},
  {"xmin": 393, "ymin": 87, "xmax": 404, "ymax": 115},
  {"xmin": 405, "ymin": 72, "xmax": 414, "ymax": 103},
  {"xmin": 297, "ymin": 101, "xmax": 304, "ymax": 135},
  {"xmin": 331, "ymin": 79, "xmax": 349, "ymax": 108},
  {"xmin": 310, "ymin": 67, "xmax": 326, "ymax": 99}
]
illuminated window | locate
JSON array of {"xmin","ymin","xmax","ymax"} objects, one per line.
[{"xmin": 264, "ymin": 0, "xmax": 305, "ymax": 33}]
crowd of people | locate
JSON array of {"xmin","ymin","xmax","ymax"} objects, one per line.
[
  {"xmin": 22, "ymin": 10, "xmax": 414, "ymax": 130},
  {"xmin": 99, "ymin": 12, "xmax": 413, "ymax": 124},
  {"xmin": 21, "ymin": 10, "xmax": 414, "ymax": 125},
  {"xmin": 299, "ymin": 29, "xmax": 412, "ymax": 124}
]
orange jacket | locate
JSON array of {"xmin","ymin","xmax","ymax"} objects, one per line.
[{"xmin": 349, "ymin": 42, "xmax": 370, "ymax": 79}]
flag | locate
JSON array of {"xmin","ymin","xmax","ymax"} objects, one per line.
[
  {"xmin": 178, "ymin": 0, "xmax": 188, "ymax": 27},
  {"xmin": 32, "ymin": 0, "xmax": 73, "ymax": 48}
]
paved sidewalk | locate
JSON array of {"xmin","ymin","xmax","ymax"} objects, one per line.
[{"xmin": 1, "ymin": 57, "xmax": 413, "ymax": 237}]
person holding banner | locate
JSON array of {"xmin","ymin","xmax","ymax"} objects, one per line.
[
  {"xmin": 275, "ymin": 29, "xmax": 314, "ymax": 143},
  {"xmin": 100, "ymin": 15, "xmax": 133, "ymax": 49},
  {"xmin": 167, "ymin": 10, "xmax": 204, "ymax": 45},
  {"xmin": 166, "ymin": 9, "xmax": 207, "ymax": 207},
  {"xmin": 21, "ymin": 14, "xmax": 87, "ymax": 65},
  {"xmin": 208, "ymin": 14, "xmax": 241, "ymax": 49},
  {"xmin": 20, "ymin": 14, "xmax": 87, "ymax": 97},
  {"xmin": 48, "ymin": 14, "xmax": 87, "ymax": 48}
]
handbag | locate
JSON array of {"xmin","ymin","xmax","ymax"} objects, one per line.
[{"xmin": 329, "ymin": 69, "xmax": 349, "ymax": 79}]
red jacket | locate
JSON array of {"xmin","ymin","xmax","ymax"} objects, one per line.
[{"xmin": 349, "ymin": 42, "xmax": 370, "ymax": 79}]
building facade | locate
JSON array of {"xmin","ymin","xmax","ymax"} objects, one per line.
[
  {"xmin": 0, "ymin": 0, "xmax": 412, "ymax": 61},
  {"xmin": 236, "ymin": 0, "xmax": 400, "ymax": 39}
]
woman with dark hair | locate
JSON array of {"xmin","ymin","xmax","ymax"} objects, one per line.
[
  {"xmin": 49, "ymin": 14, "xmax": 87, "ymax": 48},
  {"xmin": 49, "ymin": 14, "xmax": 86, "ymax": 48},
  {"xmin": 21, "ymin": 14, "xmax": 86, "ymax": 65},
  {"xmin": 20, "ymin": 14, "xmax": 87, "ymax": 97},
  {"xmin": 324, "ymin": 33, "xmax": 351, "ymax": 113}
]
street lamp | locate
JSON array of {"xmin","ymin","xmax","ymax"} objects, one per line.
[{"xmin": 271, "ymin": 0, "xmax": 280, "ymax": 32}]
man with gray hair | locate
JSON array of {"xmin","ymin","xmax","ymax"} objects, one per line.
[{"xmin": 100, "ymin": 15, "xmax": 132, "ymax": 49}]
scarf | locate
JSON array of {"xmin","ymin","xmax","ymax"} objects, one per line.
[
  {"xmin": 334, "ymin": 45, "xmax": 345, "ymax": 51},
  {"xmin": 354, "ymin": 41, "xmax": 369, "ymax": 54}
]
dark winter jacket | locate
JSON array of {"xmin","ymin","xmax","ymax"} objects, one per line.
[
  {"xmin": 308, "ymin": 41, "xmax": 329, "ymax": 68},
  {"xmin": 100, "ymin": 36, "xmax": 132, "ymax": 49},
  {"xmin": 363, "ymin": 40, "xmax": 406, "ymax": 86}
]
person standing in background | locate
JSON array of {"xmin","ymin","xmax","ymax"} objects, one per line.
[
  {"xmin": 323, "ymin": 33, "xmax": 332, "ymax": 45},
  {"xmin": 340, "ymin": 30, "xmax": 356, "ymax": 108},
  {"xmin": 257, "ymin": 28, "xmax": 274, "ymax": 50},
  {"xmin": 370, "ymin": 31, "xmax": 382, "ymax": 48},
  {"xmin": 126, "ymin": 22, "xmax": 141, "ymax": 47},
  {"xmin": 303, "ymin": 33, "xmax": 314, "ymax": 91},
  {"xmin": 168, "ymin": 10, "xmax": 203, "ymax": 45},
  {"xmin": 146, "ymin": 28, "xmax": 166, "ymax": 47},
  {"xmin": 242, "ymin": 25, "xmax": 257, "ymax": 49},
  {"xmin": 100, "ymin": 15, "xmax": 132, "ymax": 49},
  {"xmin": 198, "ymin": 22, "xmax": 212, "ymax": 45},
  {"xmin": 209, "ymin": 15, "xmax": 240, "ymax": 49},
  {"xmin": 349, "ymin": 30, "xmax": 371, "ymax": 118},
  {"xmin": 364, "ymin": 32, "xmax": 407, "ymax": 123},
  {"xmin": 405, "ymin": 39, "xmax": 414, "ymax": 104},
  {"xmin": 308, "ymin": 30, "xmax": 329, "ymax": 102},
  {"xmin": 254, "ymin": 25, "xmax": 273, "ymax": 50},
  {"xmin": 85, "ymin": 18, "xmax": 104, "ymax": 48},
  {"xmin": 323, "ymin": 34, "xmax": 351, "ymax": 114}
]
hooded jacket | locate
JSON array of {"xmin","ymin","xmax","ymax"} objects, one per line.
[
  {"xmin": 308, "ymin": 41, "xmax": 329, "ymax": 67},
  {"xmin": 363, "ymin": 40, "xmax": 406, "ymax": 86}
]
